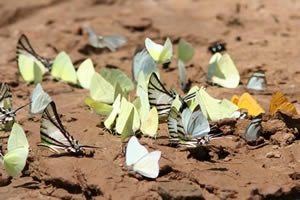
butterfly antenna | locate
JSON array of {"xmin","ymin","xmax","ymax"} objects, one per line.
[{"xmin": 12, "ymin": 103, "xmax": 30, "ymax": 114}]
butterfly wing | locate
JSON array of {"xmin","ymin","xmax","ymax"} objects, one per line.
[
  {"xmin": 76, "ymin": 58, "xmax": 95, "ymax": 89},
  {"xmin": 83, "ymin": 25, "xmax": 101, "ymax": 48},
  {"xmin": 89, "ymin": 72, "xmax": 115, "ymax": 104},
  {"xmin": 177, "ymin": 59, "xmax": 186, "ymax": 90},
  {"xmin": 132, "ymin": 48, "xmax": 158, "ymax": 82},
  {"xmin": 7, "ymin": 123, "xmax": 29, "ymax": 152},
  {"xmin": 126, "ymin": 136, "xmax": 149, "ymax": 167},
  {"xmin": 51, "ymin": 52, "xmax": 77, "ymax": 84},
  {"xmin": 237, "ymin": 92, "xmax": 264, "ymax": 116},
  {"xmin": 140, "ymin": 107, "xmax": 158, "ymax": 137},
  {"xmin": 158, "ymin": 38, "xmax": 173, "ymax": 64},
  {"xmin": 212, "ymin": 53, "xmax": 240, "ymax": 88},
  {"xmin": 168, "ymin": 107, "xmax": 185, "ymax": 137},
  {"xmin": 30, "ymin": 83, "xmax": 52, "ymax": 115},
  {"xmin": 246, "ymin": 72, "xmax": 266, "ymax": 91},
  {"xmin": 104, "ymin": 94, "xmax": 122, "ymax": 130},
  {"xmin": 243, "ymin": 115, "xmax": 262, "ymax": 140},
  {"xmin": 178, "ymin": 39, "xmax": 194, "ymax": 63},
  {"xmin": 182, "ymin": 108, "xmax": 210, "ymax": 139},
  {"xmin": 40, "ymin": 101, "xmax": 78, "ymax": 152},
  {"xmin": 0, "ymin": 83, "xmax": 12, "ymax": 110},
  {"xmin": 16, "ymin": 34, "xmax": 53, "ymax": 71},
  {"xmin": 3, "ymin": 147, "xmax": 29, "ymax": 177},
  {"xmin": 148, "ymin": 73, "xmax": 174, "ymax": 119},
  {"xmin": 269, "ymin": 91, "xmax": 298, "ymax": 115},
  {"xmin": 145, "ymin": 38, "xmax": 163, "ymax": 61},
  {"xmin": 103, "ymin": 35, "xmax": 127, "ymax": 52},
  {"xmin": 133, "ymin": 151, "xmax": 161, "ymax": 179}
]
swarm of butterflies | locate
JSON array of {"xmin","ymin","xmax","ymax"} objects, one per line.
[{"xmin": 1, "ymin": 25, "xmax": 298, "ymax": 180}]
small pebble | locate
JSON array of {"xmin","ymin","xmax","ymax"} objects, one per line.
[{"xmin": 265, "ymin": 151, "xmax": 281, "ymax": 158}]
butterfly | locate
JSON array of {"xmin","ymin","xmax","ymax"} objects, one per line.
[
  {"xmin": 188, "ymin": 87, "xmax": 238, "ymax": 121},
  {"xmin": 125, "ymin": 136, "xmax": 161, "ymax": 179},
  {"xmin": 30, "ymin": 83, "xmax": 52, "ymax": 115},
  {"xmin": 207, "ymin": 53, "xmax": 240, "ymax": 88},
  {"xmin": 0, "ymin": 83, "xmax": 28, "ymax": 130},
  {"xmin": 177, "ymin": 38, "xmax": 194, "ymax": 63},
  {"xmin": 242, "ymin": 114, "xmax": 262, "ymax": 140},
  {"xmin": 0, "ymin": 123, "xmax": 29, "ymax": 176},
  {"xmin": 76, "ymin": 58, "xmax": 95, "ymax": 89},
  {"xmin": 269, "ymin": 91, "xmax": 298, "ymax": 115},
  {"xmin": 231, "ymin": 93, "xmax": 264, "ymax": 116},
  {"xmin": 147, "ymin": 73, "xmax": 196, "ymax": 120},
  {"xmin": 39, "ymin": 101, "xmax": 97, "ymax": 153},
  {"xmin": 208, "ymin": 42, "xmax": 226, "ymax": 54},
  {"xmin": 246, "ymin": 71, "xmax": 266, "ymax": 91},
  {"xmin": 132, "ymin": 48, "xmax": 158, "ymax": 82},
  {"xmin": 16, "ymin": 34, "xmax": 53, "ymax": 71},
  {"xmin": 145, "ymin": 37, "xmax": 173, "ymax": 64},
  {"xmin": 84, "ymin": 24, "xmax": 127, "ymax": 52},
  {"xmin": 168, "ymin": 106, "xmax": 210, "ymax": 140},
  {"xmin": 89, "ymin": 68, "xmax": 134, "ymax": 104}
]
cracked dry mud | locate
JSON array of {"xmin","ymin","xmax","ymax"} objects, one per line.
[{"xmin": 0, "ymin": 0, "xmax": 300, "ymax": 199}]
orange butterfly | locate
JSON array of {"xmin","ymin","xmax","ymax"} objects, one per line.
[
  {"xmin": 269, "ymin": 91, "xmax": 298, "ymax": 115},
  {"xmin": 231, "ymin": 92, "xmax": 264, "ymax": 116}
]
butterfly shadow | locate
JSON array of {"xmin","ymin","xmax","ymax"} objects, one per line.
[
  {"xmin": 14, "ymin": 181, "xmax": 40, "ymax": 190},
  {"xmin": 187, "ymin": 145, "xmax": 231, "ymax": 163},
  {"xmin": 48, "ymin": 150, "xmax": 95, "ymax": 158},
  {"xmin": 78, "ymin": 44, "xmax": 106, "ymax": 56}
]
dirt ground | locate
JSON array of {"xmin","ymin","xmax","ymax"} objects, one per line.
[{"xmin": 0, "ymin": 0, "xmax": 300, "ymax": 199}]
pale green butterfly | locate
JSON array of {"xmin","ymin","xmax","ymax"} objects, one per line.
[
  {"xmin": 126, "ymin": 136, "xmax": 161, "ymax": 179},
  {"xmin": 145, "ymin": 37, "xmax": 173, "ymax": 64},
  {"xmin": 0, "ymin": 123, "xmax": 29, "ymax": 177},
  {"xmin": 196, "ymin": 87, "xmax": 238, "ymax": 121},
  {"xmin": 104, "ymin": 94, "xmax": 121, "ymax": 130},
  {"xmin": 84, "ymin": 96, "xmax": 113, "ymax": 116},
  {"xmin": 140, "ymin": 107, "xmax": 159, "ymax": 138},
  {"xmin": 116, "ymin": 97, "xmax": 140, "ymax": 141},
  {"xmin": 51, "ymin": 51, "xmax": 77, "ymax": 84},
  {"xmin": 177, "ymin": 38, "xmax": 194, "ymax": 63},
  {"xmin": 89, "ymin": 69, "xmax": 133, "ymax": 104},
  {"xmin": 207, "ymin": 53, "xmax": 240, "ymax": 88},
  {"xmin": 76, "ymin": 58, "xmax": 95, "ymax": 89}
]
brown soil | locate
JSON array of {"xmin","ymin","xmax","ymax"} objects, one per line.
[{"xmin": 0, "ymin": 0, "xmax": 300, "ymax": 199}]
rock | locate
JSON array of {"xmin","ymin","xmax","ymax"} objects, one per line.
[
  {"xmin": 157, "ymin": 181, "xmax": 204, "ymax": 200},
  {"xmin": 265, "ymin": 151, "xmax": 281, "ymax": 158}
]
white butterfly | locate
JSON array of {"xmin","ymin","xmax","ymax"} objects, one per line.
[
  {"xmin": 84, "ymin": 25, "xmax": 127, "ymax": 52},
  {"xmin": 30, "ymin": 83, "xmax": 52, "ymax": 114},
  {"xmin": 168, "ymin": 106, "xmax": 210, "ymax": 139},
  {"xmin": 125, "ymin": 136, "xmax": 161, "ymax": 179},
  {"xmin": 246, "ymin": 71, "xmax": 266, "ymax": 91}
]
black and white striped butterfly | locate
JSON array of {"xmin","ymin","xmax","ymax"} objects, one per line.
[
  {"xmin": 83, "ymin": 25, "xmax": 127, "ymax": 52},
  {"xmin": 147, "ymin": 73, "xmax": 196, "ymax": 120},
  {"xmin": 16, "ymin": 34, "xmax": 53, "ymax": 71},
  {"xmin": 39, "ymin": 101, "xmax": 97, "ymax": 153},
  {"xmin": 0, "ymin": 83, "xmax": 28, "ymax": 130}
]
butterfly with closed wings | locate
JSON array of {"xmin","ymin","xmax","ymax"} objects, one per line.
[
  {"xmin": 147, "ymin": 73, "xmax": 196, "ymax": 120},
  {"xmin": 40, "ymin": 101, "xmax": 97, "ymax": 153},
  {"xmin": 0, "ymin": 83, "xmax": 29, "ymax": 130},
  {"xmin": 16, "ymin": 34, "xmax": 53, "ymax": 71}
]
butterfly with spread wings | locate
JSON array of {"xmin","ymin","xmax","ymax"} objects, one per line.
[
  {"xmin": 83, "ymin": 24, "xmax": 127, "ymax": 52},
  {"xmin": 16, "ymin": 34, "xmax": 53, "ymax": 71},
  {"xmin": 40, "ymin": 101, "xmax": 97, "ymax": 153},
  {"xmin": 0, "ymin": 83, "xmax": 28, "ymax": 130},
  {"xmin": 147, "ymin": 73, "xmax": 196, "ymax": 120}
]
